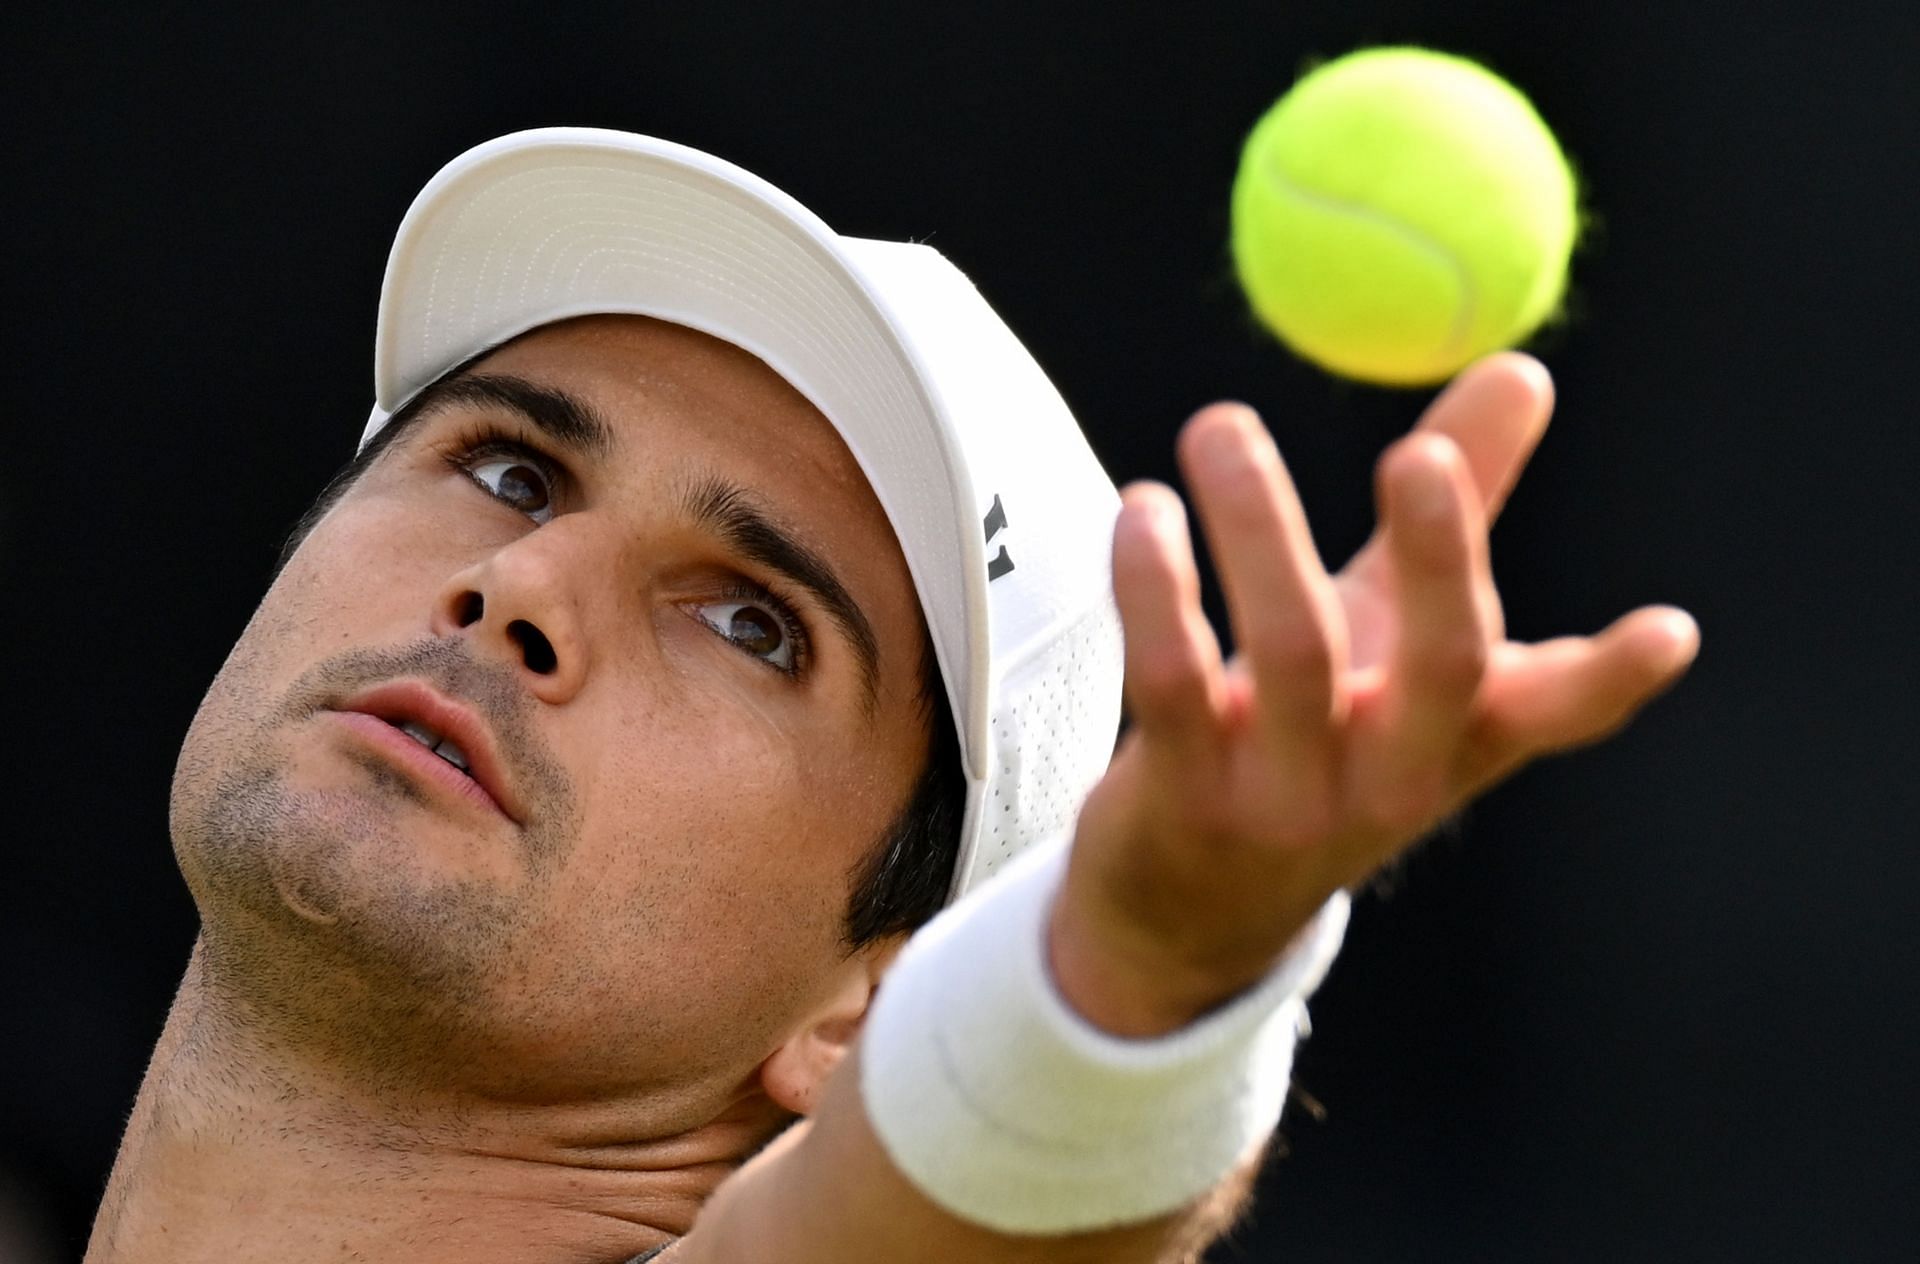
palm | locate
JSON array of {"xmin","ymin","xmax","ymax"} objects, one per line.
[{"xmin": 1061, "ymin": 353, "xmax": 1698, "ymax": 1022}]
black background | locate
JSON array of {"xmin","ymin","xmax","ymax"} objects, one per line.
[{"xmin": 5, "ymin": 3, "xmax": 1916, "ymax": 1260}]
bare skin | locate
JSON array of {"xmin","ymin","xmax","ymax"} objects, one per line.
[{"xmin": 90, "ymin": 326, "xmax": 1697, "ymax": 1263}]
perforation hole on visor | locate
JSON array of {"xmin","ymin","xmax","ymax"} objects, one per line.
[{"xmin": 975, "ymin": 600, "xmax": 1124, "ymax": 883}]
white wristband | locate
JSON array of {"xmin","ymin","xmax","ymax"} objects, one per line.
[{"xmin": 860, "ymin": 837, "xmax": 1350, "ymax": 1235}]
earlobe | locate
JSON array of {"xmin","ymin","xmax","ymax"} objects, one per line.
[{"xmin": 760, "ymin": 938, "xmax": 905, "ymax": 1116}]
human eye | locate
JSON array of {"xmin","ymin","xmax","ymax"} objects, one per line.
[
  {"xmin": 451, "ymin": 436, "xmax": 560, "ymax": 525},
  {"xmin": 686, "ymin": 583, "xmax": 811, "ymax": 677}
]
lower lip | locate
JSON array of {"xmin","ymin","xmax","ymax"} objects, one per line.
[{"xmin": 326, "ymin": 710, "xmax": 510, "ymax": 821}]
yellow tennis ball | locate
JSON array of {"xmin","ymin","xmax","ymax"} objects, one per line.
[{"xmin": 1231, "ymin": 46, "xmax": 1579, "ymax": 386}]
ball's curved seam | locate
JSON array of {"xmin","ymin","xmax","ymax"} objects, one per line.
[{"xmin": 1258, "ymin": 161, "xmax": 1479, "ymax": 370}]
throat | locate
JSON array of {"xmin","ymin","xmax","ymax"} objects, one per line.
[{"xmin": 85, "ymin": 944, "xmax": 762, "ymax": 1264}]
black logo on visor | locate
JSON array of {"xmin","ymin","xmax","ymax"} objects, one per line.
[{"xmin": 984, "ymin": 494, "xmax": 1015, "ymax": 581}]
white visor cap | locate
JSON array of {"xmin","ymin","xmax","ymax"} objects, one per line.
[{"xmin": 362, "ymin": 128, "xmax": 1123, "ymax": 902}]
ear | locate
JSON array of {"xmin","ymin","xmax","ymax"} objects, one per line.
[{"xmin": 759, "ymin": 936, "xmax": 906, "ymax": 1116}]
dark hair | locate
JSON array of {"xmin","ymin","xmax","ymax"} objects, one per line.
[
  {"xmin": 841, "ymin": 635, "xmax": 965, "ymax": 947},
  {"xmin": 277, "ymin": 389, "xmax": 966, "ymax": 951}
]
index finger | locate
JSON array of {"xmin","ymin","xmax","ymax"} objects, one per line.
[{"xmin": 1177, "ymin": 404, "xmax": 1349, "ymax": 757}]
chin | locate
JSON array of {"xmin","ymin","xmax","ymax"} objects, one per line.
[
  {"xmin": 172, "ymin": 775, "xmax": 549, "ymax": 1086},
  {"xmin": 174, "ymin": 739, "xmax": 520, "ymax": 1000}
]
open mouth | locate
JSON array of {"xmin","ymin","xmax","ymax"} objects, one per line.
[
  {"xmin": 330, "ymin": 681, "xmax": 519, "ymax": 824},
  {"xmin": 386, "ymin": 717, "xmax": 474, "ymax": 776}
]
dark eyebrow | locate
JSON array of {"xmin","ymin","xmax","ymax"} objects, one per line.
[
  {"xmin": 412, "ymin": 373, "xmax": 616, "ymax": 461},
  {"xmin": 681, "ymin": 474, "xmax": 883, "ymax": 712}
]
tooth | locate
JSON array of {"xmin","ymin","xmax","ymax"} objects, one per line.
[
  {"xmin": 433, "ymin": 740, "xmax": 470, "ymax": 772},
  {"xmin": 399, "ymin": 720, "xmax": 438, "ymax": 748}
]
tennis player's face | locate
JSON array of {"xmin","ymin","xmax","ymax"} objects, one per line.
[{"xmin": 171, "ymin": 316, "xmax": 932, "ymax": 1115}]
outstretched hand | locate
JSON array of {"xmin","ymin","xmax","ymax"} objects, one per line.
[{"xmin": 1051, "ymin": 353, "xmax": 1700, "ymax": 1037}]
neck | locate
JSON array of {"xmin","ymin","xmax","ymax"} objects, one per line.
[{"xmin": 87, "ymin": 941, "xmax": 778, "ymax": 1264}]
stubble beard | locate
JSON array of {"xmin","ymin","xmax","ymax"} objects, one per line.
[{"xmin": 169, "ymin": 632, "xmax": 581, "ymax": 1087}]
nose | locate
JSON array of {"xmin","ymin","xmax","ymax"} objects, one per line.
[{"xmin": 431, "ymin": 524, "xmax": 595, "ymax": 703}]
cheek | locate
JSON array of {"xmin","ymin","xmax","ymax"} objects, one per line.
[
  {"xmin": 589, "ymin": 614, "xmax": 914, "ymax": 888},
  {"xmin": 495, "ymin": 715, "xmax": 857, "ymax": 1073},
  {"xmin": 539, "ymin": 689, "xmax": 895, "ymax": 985},
  {"xmin": 240, "ymin": 497, "xmax": 460, "ymax": 658},
  {"xmin": 622, "ymin": 682, "xmax": 906, "ymax": 888},
  {"xmin": 174, "ymin": 496, "xmax": 474, "ymax": 804},
  {"xmin": 300, "ymin": 493, "xmax": 475, "ymax": 613},
  {"xmin": 581, "ymin": 692, "xmax": 829, "ymax": 908}
]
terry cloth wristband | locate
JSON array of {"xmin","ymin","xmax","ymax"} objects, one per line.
[{"xmin": 860, "ymin": 836, "xmax": 1350, "ymax": 1234}]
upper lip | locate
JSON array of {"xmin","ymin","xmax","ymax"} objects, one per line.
[{"xmin": 333, "ymin": 681, "xmax": 524, "ymax": 824}]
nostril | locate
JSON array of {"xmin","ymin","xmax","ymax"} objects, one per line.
[
  {"xmin": 509, "ymin": 619, "xmax": 557, "ymax": 674},
  {"xmin": 454, "ymin": 592, "xmax": 484, "ymax": 628}
]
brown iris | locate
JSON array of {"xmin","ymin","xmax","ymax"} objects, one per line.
[
  {"xmin": 728, "ymin": 606, "xmax": 784, "ymax": 656},
  {"xmin": 494, "ymin": 463, "xmax": 550, "ymax": 515}
]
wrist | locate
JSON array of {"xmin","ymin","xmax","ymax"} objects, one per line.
[
  {"xmin": 1046, "ymin": 886, "xmax": 1261, "ymax": 1038},
  {"xmin": 860, "ymin": 837, "xmax": 1351, "ymax": 1234},
  {"xmin": 1047, "ymin": 853, "xmax": 1341, "ymax": 1039}
]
